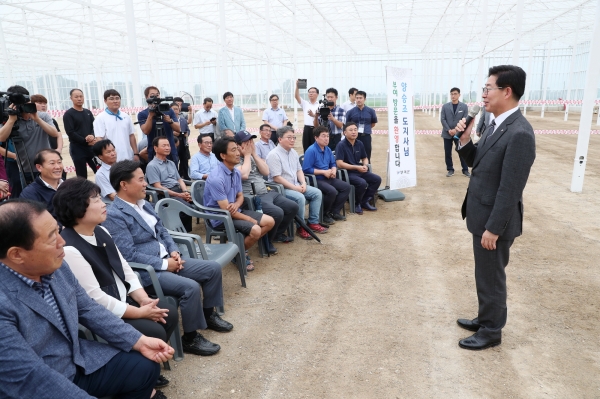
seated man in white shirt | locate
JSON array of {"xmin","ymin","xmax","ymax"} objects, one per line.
[{"xmin": 92, "ymin": 139, "xmax": 117, "ymax": 201}]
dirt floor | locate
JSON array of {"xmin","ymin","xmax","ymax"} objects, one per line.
[{"xmin": 58, "ymin": 109, "xmax": 600, "ymax": 398}]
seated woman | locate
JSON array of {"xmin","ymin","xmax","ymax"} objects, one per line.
[{"xmin": 54, "ymin": 177, "xmax": 177, "ymax": 398}]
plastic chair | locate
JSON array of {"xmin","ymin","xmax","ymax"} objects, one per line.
[{"xmin": 157, "ymin": 195, "xmax": 247, "ymax": 288}]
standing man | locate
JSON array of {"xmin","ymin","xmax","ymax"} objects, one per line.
[
  {"xmin": 171, "ymin": 103, "xmax": 191, "ymax": 180},
  {"xmin": 454, "ymin": 65, "xmax": 536, "ymax": 351},
  {"xmin": 217, "ymin": 92, "xmax": 246, "ymax": 133},
  {"xmin": 190, "ymin": 134, "xmax": 219, "ymax": 180},
  {"xmin": 255, "ymin": 124, "xmax": 276, "ymax": 160},
  {"xmin": 63, "ymin": 89, "xmax": 97, "ymax": 178},
  {"xmin": 313, "ymin": 88, "xmax": 346, "ymax": 151},
  {"xmin": 94, "ymin": 89, "xmax": 139, "ymax": 163},
  {"xmin": 345, "ymin": 90, "xmax": 378, "ymax": 162},
  {"xmin": 138, "ymin": 86, "xmax": 180, "ymax": 165},
  {"xmin": 294, "ymin": 81, "xmax": 319, "ymax": 152},
  {"xmin": 31, "ymin": 95, "xmax": 63, "ymax": 158},
  {"xmin": 341, "ymin": 87, "xmax": 358, "ymax": 112},
  {"xmin": 302, "ymin": 126, "xmax": 351, "ymax": 224},
  {"xmin": 193, "ymin": 98, "xmax": 218, "ymax": 141},
  {"xmin": 262, "ymin": 94, "xmax": 289, "ymax": 145},
  {"xmin": 440, "ymin": 87, "xmax": 470, "ymax": 177}
]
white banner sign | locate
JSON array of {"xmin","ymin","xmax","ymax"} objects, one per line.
[{"xmin": 386, "ymin": 66, "xmax": 417, "ymax": 189}]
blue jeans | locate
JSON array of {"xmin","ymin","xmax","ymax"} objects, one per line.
[{"xmin": 284, "ymin": 185, "xmax": 322, "ymax": 224}]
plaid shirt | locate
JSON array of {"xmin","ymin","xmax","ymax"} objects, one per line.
[
  {"xmin": 317, "ymin": 105, "xmax": 346, "ymax": 135},
  {"xmin": 1, "ymin": 262, "xmax": 70, "ymax": 339}
]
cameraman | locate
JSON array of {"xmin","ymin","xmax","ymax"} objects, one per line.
[
  {"xmin": 0, "ymin": 85, "xmax": 59, "ymax": 197},
  {"xmin": 312, "ymin": 88, "xmax": 346, "ymax": 151},
  {"xmin": 137, "ymin": 86, "xmax": 181, "ymax": 164}
]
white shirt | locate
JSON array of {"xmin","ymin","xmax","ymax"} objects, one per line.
[
  {"xmin": 93, "ymin": 110, "xmax": 135, "ymax": 161},
  {"xmin": 193, "ymin": 109, "xmax": 218, "ymax": 133},
  {"xmin": 458, "ymin": 105, "xmax": 519, "ymax": 149},
  {"xmin": 121, "ymin": 198, "xmax": 170, "ymax": 270},
  {"xmin": 95, "ymin": 163, "xmax": 115, "ymax": 198},
  {"xmin": 341, "ymin": 100, "xmax": 356, "ymax": 113},
  {"xmin": 39, "ymin": 177, "xmax": 63, "ymax": 190},
  {"xmin": 64, "ymin": 226, "xmax": 144, "ymax": 318},
  {"xmin": 299, "ymin": 98, "xmax": 319, "ymax": 127},
  {"xmin": 228, "ymin": 106, "xmax": 235, "ymax": 123}
]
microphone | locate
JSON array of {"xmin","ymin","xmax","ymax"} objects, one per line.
[{"xmin": 454, "ymin": 104, "xmax": 481, "ymax": 139}]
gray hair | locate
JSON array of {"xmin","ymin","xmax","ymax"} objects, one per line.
[{"xmin": 276, "ymin": 126, "xmax": 294, "ymax": 139}]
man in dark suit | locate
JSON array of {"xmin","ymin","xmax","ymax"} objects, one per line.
[
  {"xmin": 454, "ymin": 65, "xmax": 536, "ymax": 350},
  {"xmin": 0, "ymin": 199, "xmax": 173, "ymax": 398},
  {"xmin": 440, "ymin": 87, "xmax": 470, "ymax": 177}
]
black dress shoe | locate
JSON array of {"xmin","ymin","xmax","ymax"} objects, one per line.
[
  {"xmin": 153, "ymin": 390, "xmax": 168, "ymax": 399},
  {"xmin": 182, "ymin": 333, "xmax": 221, "ymax": 356},
  {"xmin": 361, "ymin": 201, "xmax": 377, "ymax": 211},
  {"xmin": 155, "ymin": 374, "xmax": 169, "ymax": 388},
  {"xmin": 331, "ymin": 212, "xmax": 346, "ymax": 221},
  {"xmin": 206, "ymin": 312, "xmax": 234, "ymax": 332},
  {"xmin": 458, "ymin": 333, "xmax": 501, "ymax": 351},
  {"xmin": 457, "ymin": 318, "xmax": 480, "ymax": 332}
]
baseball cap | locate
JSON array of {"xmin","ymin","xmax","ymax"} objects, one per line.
[{"xmin": 234, "ymin": 130, "xmax": 257, "ymax": 143}]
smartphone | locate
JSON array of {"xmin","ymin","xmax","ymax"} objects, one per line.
[
  {"xmin": 298, "ymin": 79, "xmax": 307, "ymax": 89},
  {"xmin": 210, "ymin": 117, "xmax": 216, "ymax": 121}
]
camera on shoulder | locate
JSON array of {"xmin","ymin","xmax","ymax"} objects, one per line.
[{"xmin": 0, "ymin": 92, "xmax": 37, "ymax": 124}]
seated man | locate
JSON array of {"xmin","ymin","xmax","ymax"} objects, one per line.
[
  {"xmin": 335, "ymin": 122, "xmax": 382, "ymax": 215},
  {"xmin": 103, "ymin": 160, "xmax": 233, "ymax": 357},
  {"xmin": 146, "ymin": 136, "xmax": 193, "ymax": 232},
  {"xmin": 190, "ymin": 134, "xmax": 219, "ymax": 180},
  {"xmin": 302, "ymin": 126, "xmax": 351, "ymax": 224},
  {"xmin": 235, "ymin": 130, "xmax": 298, "ymax": 246},
  {"xmin": 0, "ymin": 199, "xmax": 172, "ymax": 399},
  {"xmin": 266, "ymin": 126, "xmax": 328, "ymax": 240},
  {"xmin": 204, "ymin": 137, "xmax": 275, "ymax": 271},
  {"xmin": 20, "ymin": 149, "xmax": 64, "ymax": 218},
  {"xmin": 93, "ymin": 139, "xmax": 118, "ymax": 201},
  {"xmin": 221, "ymin": 129, "xmax": 235, "ymax": 138},
  {"xmin": 255, "ymin": 124, "xmax": 276, "ymax": 160}
]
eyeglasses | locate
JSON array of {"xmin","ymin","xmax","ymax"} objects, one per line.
[
  {"xmin": 284, "ymin": 136, "xmax": 296, "ymax": 141},
  {"xmin": 107, "ymin": 97, "xmax": 121, "ymax": 101},
  {"xmin": 201, "ymin": 141, "xmax": 213, "ymax": 145},
  {"xmin": 482, "ymin": 87, "xmax": 504, "ymax": 95},
  {"xmin": 261, "ymin": 128, "xmax": 271, "ymax": 132}
]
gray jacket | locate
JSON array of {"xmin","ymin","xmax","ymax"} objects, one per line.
[
  {"xmin": 440, "ymin": 101, "xmax": 468, "ymax": 139},
  {"xmin": 457, "ymin": 110, "xmax": 536, "ymax": 240}
]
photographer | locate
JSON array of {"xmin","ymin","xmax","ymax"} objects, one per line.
[
  {"xmin": 137, "ymin": 86, "xmax": 180, "ymax": 165},
  {"xmin": 0, "ymin": 85, "xmax": 59, "ymax": 197},
  {"xmin": 312, "ymin": 88, "xmax": 346, "ymax": 151},
  {"xmin": 170, "ymin": 102, "xmax": 190, "ymax": 179}
]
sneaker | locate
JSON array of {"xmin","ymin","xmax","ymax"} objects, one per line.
[
  {"xmin": 296, "ymin": 227, "xmax": 313, "ymax": 240},
  {"xmin": 182, "ymin": 332, "xmax": 220, "ymax": 356},
  {"xmin": 462, "ymin": 170, "xmax": 471, "ymax": 177},
  {"xmin": 308, "ymin": 223, "xmax": 328, "ymax": 234},
  {"xmin": 322, "ymin": 214, "xmax": 335, "ymax": 225},
  {"xmin": 332, "ymin": 212, "xmax": 346, "ymax": 221},
  {"xmin": 446, "ymin": 171, "xmax": 454, "ymax": 177},
  {"xmin": 355, "ymin": 204, "xmax": 363, "ymax": 215},
  {"xmin": 273, "ymin": 234, "xmax": 293, "ymax": 243}
]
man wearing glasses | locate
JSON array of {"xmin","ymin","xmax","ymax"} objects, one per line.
[
  {"xmin": 93, "ymin": 89, "xmax": 139, "ymax": 162},
  {"xmin": 190, "ymin": 134, "xmax": 219, "ymax": 180},
  {"xmin": 454, "ymin": 65, "xmax": 536, "ymax": 351},
  {"xmin": 262, "ymin": 94, "xmax": 289, "ymax": 145},
  {"xmin": 255, "ymin": 124, "xmax": 276, "ymax": 160},
  {"xmin": 266, "ymin": 126, "xmax": 327, "ymax": 240}
]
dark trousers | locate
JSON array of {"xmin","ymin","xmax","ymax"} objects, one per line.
[
  {"xmin": 178, "ymin": 139, "xmax": 190, "ymax": 180},
  {"xmin": 74, "ymin": 351, "xmax": 160, "ymax": 399},
  {"xmin": 170, "ymin": 186, "xmax": 193, "ymax": 232},
  {"xmin": 316, "ymin": 178, "xmax": 351, "ymax": 214},
  {"xmin": 5, "ymin": 161, "xmax": 23, "ymax": 198},
  {"xmin": 357, "ymin": 133, "xmax": 372, "ymax": 162},
  {"xmin": 348, "ymin": 171, "xmax": 382, "ymax": 204},
  {"xmin": 302, "ymin": 125, "xmax": 315, "ymax": 152},
  {"xmin": 270, "ymin": 130, "xmax": 278, "ymax": 146},
  {"xmin": 444, "ymin": 138, "xmax": 468, "ymax": 172},
  {"xmin": 73, "ymin": 156, "xmax": 98, "ymax": 179},
  {"xmin": 473, "ymin": 235, "xmax": 514, "ymax": 340},
  {"xmin": 260, "ymin": 190, "xmax": 299, "ymax": 239},
  {"xmin": 327, "ymin": 134, "xmax": 342, "ymax": 152},
  {"xmin": 123, "ymin": 299, "xmax": 178, "ymax": 342}
]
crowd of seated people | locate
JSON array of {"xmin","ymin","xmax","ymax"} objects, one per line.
[{"xmin": 0, "ymin": 82, "xmax": 382, "ymax": 398}]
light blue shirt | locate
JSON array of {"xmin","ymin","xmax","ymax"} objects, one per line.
[
  {"xmin": 261, "ymin": 107, "xmax": 288, "ymax": 129},
  {"xmin": 255, "ymin": 139, "xmax": 276, "ymax": 160},
  {"xmin": 190, "ymin": 151, "xmax": 219, "ymax": 180}
]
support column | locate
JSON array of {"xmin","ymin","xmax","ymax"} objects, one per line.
[
  {"xmin": 125, "ymin": 0, "xmax": 143, "ymax": 107},
  {"xmin": 292, "ymin": 0, "xmax": 298, "ymax": 125},
  {"xmin": 565, "ymin": 7, "xmax": 582, "ymax": 121},
  {"xmin": 540, "ymin": 44, "xmax": 550, "ymax": 118},
  {"xmin": 219, "ymin": 0, "xmax": 228, "ymax": 95},
  {"xmin": 265, "ymin": 0, "xmax": 272, "ymax": 100},
  {"xmin": 88, "ymin": 6, "xmax": 104, "ymax": 109},
  {"xmin": 570, "ymin": 0, "xmax": 600, "ymax": 192},
  {"xmin": 512, "ymin": 0, "xmax": 524, "ymax": 65},
  {"xmin": 523, "ymin": 41, "xmax": 534, "ymax": 116},
  {"xmin": 0, "ymin": 19, "xmax": 13, "ymax": 84}
]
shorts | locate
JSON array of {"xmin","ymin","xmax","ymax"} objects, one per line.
[{"xmin": 213, "ymin": 209, "xmax": 263, "ymax": 236}]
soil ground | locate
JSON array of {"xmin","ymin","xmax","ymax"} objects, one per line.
[{"xmin": 56, "ymin": 109, "xmax": 600, "ymax": 398}]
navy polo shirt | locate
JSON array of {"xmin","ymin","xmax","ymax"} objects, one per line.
[
  {"xmin": 302, "ymin": 142, "xmax": 336, "ymax": 180},
  {"xmin": 137, "ymin": 108, "xmax": 179, "ymax": 164},
  {"xmin": 335, "ymin": 138, "xmax": 368, "ymax": 167},
  {"xmin": 345, "ymin": 106, "xmax": 378, "ymax": 134}
]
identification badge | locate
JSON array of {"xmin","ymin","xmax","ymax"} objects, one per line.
[{"xmin": 358, "ymin": 123, "xmax": 365, "ymax": 133}]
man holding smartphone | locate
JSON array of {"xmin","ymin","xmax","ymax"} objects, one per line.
[{"xmin": 193, "ymin": 97, "xmax": 218, "ymax": 141}]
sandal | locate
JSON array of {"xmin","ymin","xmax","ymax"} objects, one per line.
[{"xmin": 245, "ymin": 251, "xmax": 255, "ymax": 272}]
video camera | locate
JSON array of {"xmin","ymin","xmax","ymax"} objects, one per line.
[
  {"xmin": 0, "ymin": 92, "xmax": 37, "ymax": 124},
  {"xmin": 318, "ymin": 94, "xmax": 334, "ymax": 120},
  {"xmin": 146, "ymin": 95, "xmax": 174, "ymax": 116}
]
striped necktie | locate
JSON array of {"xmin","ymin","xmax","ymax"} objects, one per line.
[{"xmin": 483, "ymin": 120, "xmax": 496, "ymax": 145}]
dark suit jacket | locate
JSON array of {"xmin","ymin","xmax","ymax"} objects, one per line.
[
  {"xmin": 440, "ymin": 101, "xmax": 468, "ymax": 139},
  {"xmin": 102, "ymin": 196, "xmax": 179, "ymax": 287},
  {"xmin": 457, "ymin": 110, "xmax": 536, "ymax": 240},
  {"xmin": 0, "ymin": 263, "xmax": 141, "ymax": 398}
]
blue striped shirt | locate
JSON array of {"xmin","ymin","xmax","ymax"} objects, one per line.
[{"xmin": 1, "ymin": 262, "xmax": 70, "ymax": 339}]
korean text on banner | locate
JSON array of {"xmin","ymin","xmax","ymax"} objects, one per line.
[{"xmin": 386, "ymin": 66, "xmax": 417, "ymax": 189}]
